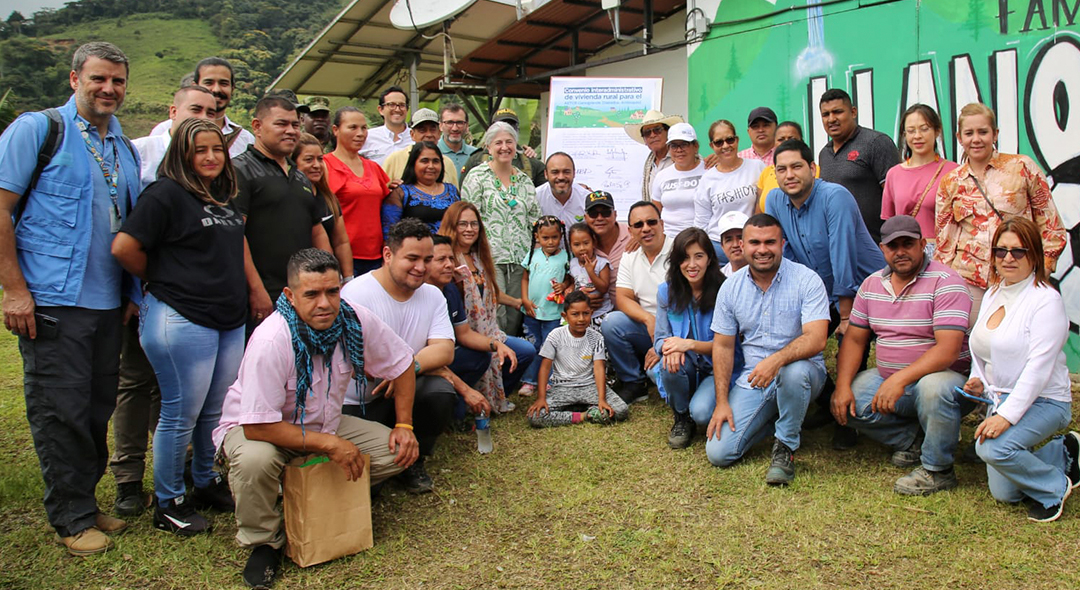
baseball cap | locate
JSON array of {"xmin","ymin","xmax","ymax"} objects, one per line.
[
  {"xmin": 716, "ymin": 211, "xmax": 750, "ymax": 237},
  {"xmin": 747, "ymin": 106, "xmax": 778, "ymax": 125},
  {"xmin": 411, "ymin": 108, "xmax": 440, "ymax": 126},
  {"xmin": 666, "ymin": 122, "xmax": 697, "ymax": 144},
  {"xmin": 303, "ymin": 96, "xmax": 330, "ymax": 114},
  {"xmin": 879, "ymin": 215, "xmax": 922, "ymax": 244},
  {"xmin": 266, "ymin": 89, "xmax": 308, "ymax": 114},
  {"xmin": 584, "ymin": 190, "xmax": 615, "ymax": 211},
  {"xmin": 493, "ymin": 108, "xmax": 519, "ymax": 125}
]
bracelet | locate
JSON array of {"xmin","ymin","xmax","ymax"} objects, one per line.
[
  {"xmin": 394, "ymin": 423, "xmax": 414, "ymax": 431},
  {"xmin": 839, "ymin": 316, "xmax": 849, "ymax": 321},
  {"xmin": 414, "ymin": 359, "xmax": 422, "ymax": 374},
  {"xmin": 489, "ymin": 340, "xmax": 497, "ymax": 352}
]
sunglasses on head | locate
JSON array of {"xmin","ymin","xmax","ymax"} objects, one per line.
[
  {"xmin": 992, "ymin": 247, "xmax": 1028, "ymax": 260},
  {"xmin": 630, "ymin": 218, "xmax": 660, "ymax": 229},
  {"xmin": 586, "ymin": 206, "xmax": 613, "ymax": 218},
  {"xmin": 711, "ymin": 136, "xmax": 737, "ymax": 147}
]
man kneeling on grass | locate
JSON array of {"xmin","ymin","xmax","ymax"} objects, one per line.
[
  {"xmin": 211, "ymin": 249, "xmax": 419, "ymax": 589},
  {"xmin": 527, "ymin": 291, "xmax": 629, "ymax": 427}
]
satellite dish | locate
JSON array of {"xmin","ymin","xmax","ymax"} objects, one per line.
[{"xmin": 389, "ymin": 0, "xmax": 479, "ymax": 29}]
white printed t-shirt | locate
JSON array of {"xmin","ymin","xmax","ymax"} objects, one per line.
[
  {"xmin": 694, "ymin": 159, "xmax": 766, "ymax": 243},
  {"xmin": 539, "ymin": 325, "xmax": 606, "ymax": 388},
  {"xmin": 650, "ymin": 160, "xmax": 705, "ymax": 238}
]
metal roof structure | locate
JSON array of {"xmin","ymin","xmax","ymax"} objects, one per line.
[{"xmin": 270, "ymin": 0, "xmax": 686, "ymax": 109}]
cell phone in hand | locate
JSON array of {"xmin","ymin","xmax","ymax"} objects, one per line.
[
  {"xmin": 34, "ymin": 313, "xmax": 60, "ymax": 340},
  {"xmin": 954, "ymin": 385, "xmax": 992, "ymax": 404}
]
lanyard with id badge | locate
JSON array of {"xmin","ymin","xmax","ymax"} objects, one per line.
[{"xmin": 77, "ymin": 120, "xmax": 124, "ymax": 233}]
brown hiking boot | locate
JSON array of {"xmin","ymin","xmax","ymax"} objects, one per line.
[
  {"xmin": 95, "ymin": 512, "xmax": 128, "ymax": 534},
  {"xmin": 57, "ymin": 527, "xmax": 113, "ymax": 556}
]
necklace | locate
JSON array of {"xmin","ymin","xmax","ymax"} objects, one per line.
[
  {"xmin": 493, "ymin": 168, "xmax": 519, "ymax": 208},
  {"xmin": 906, "ymin": 154, "xmax": 940, "ymax": 167}
]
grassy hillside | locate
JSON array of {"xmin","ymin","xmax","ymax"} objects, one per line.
[{"xmin": 45, "ymin": 13, "xmax": 226, "ymax": 137}]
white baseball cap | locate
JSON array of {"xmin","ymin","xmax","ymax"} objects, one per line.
[
  {"xmin": 716, "ymin": 211, "xmax": 750, "ymax": 237},
  {"xmin": 666, "ymin": 122, "xmax": 697, "ymax": 144}
]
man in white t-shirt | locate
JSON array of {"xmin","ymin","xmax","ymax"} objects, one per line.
[
  {"xmin": 149, "ymin": 57, "xmax": 255, "ymax": 157},
  {"xmin": 601, "ymin": 201, "xmax": 673, "ymax": 404},
  {"xmin": 341, "ymin": 219, "xmax": 455, "ymax": 495},
  {"xmin": 714, "ymin": 211, "xmax": 749, "ymax": 277},
  {"xmin": 132, "ymin": 86, "xmax": 218, "ymax": 189},
  {"xmin": 536, "ymin": 152, "xmax": 589, "ymax": 229}
]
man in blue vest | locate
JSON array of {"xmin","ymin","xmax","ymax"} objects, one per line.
[{"xmin": 0, "ymin": 42, "xmax": 142, "ymax": 556}]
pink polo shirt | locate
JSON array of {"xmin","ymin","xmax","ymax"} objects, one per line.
[{"xmin": 212, "ymin": 306, "xmax": 413, "ymax": 448}]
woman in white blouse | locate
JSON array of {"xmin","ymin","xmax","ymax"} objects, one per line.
[{"xmin": 965, "ymin": 217, "xmax": 1077, "ymax": 522}]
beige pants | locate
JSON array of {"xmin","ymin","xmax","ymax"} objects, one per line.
[{"xmin": 222, "ymin": 415, "xmax": 405, "ymax": 549}]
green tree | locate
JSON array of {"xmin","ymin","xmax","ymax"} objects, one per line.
[{"xmin": 0, "ymin": 37, "xmax": 70, "ymax": 112}]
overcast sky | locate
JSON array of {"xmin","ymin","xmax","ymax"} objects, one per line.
[{"xmin": 6, "ymin": 0, "xmax": 65, "ymax": 19}]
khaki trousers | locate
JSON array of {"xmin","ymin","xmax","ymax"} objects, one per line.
[{"xmin": 222, "ymin": 415, "xmax": 405, "ymax": 549}]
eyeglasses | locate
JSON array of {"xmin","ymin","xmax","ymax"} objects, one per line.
[
  {"xmin": 641, "ymin": 126, "xmax": 666, "ymax": 138},
  {"xmin": 457, "ymin": 220, "xmax": 480, "ymax": 229},
  {"xmin": 630, "ymin": 218, "xmax": 660, "ymax": 229},
  {"xmin": 381, "ymin": 102, "xmax": 408, "ymax": 110},
  {"xmin": 711, "ymin": 136, "xmax": 738, "ymax": 147},
  {"xmin": 586, "ymin": 206, "xmax": 613, "ymax": 219},
  {"xmin": 442, "ymin": 120, "xmax": 467, "ymax": 127},
  {"xmin": 669, "ymin": 141, "xmax": 693, "ymax": 151},
  {"xmin": 992, "ymin": 247, "xmax": 1028, "ymax": 260}
]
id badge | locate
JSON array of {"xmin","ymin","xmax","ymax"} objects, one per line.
[{"xmin": 110, "ymin": 205, "xmax": 122, "ymax": 233}]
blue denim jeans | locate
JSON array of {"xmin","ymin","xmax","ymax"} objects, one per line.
[
  {"xmin": 976, "ymin": 396, "xmax": 1072, "ymax": 509},
  {"xmin": 140, "ymin": 294, "xmax": 245, "ymax": 503},
  {"xmin": 522, "ymin": 316, "xmax": 561, "ymax": 385},
  {"xmin": 705, "ymin": 360, "xmax": 825, "ymax": 467},
  {"xmin": 449, "ymin": 336, "xmax": 535, "ymax": 419},
  {"xmin": 660, "ymin": 352, "xmax": 715, "ymax": 426},
  {"xmin": 846, "ymin": 369, "xmax": 971, "ymax": 471},
  {"xmin": 600, "ymin": 311, "xmax": 652, "ymax": 384}
]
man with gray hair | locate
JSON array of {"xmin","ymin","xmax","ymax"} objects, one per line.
[{"xmin": 0, "ymin": 41, "xmax": 142, "ymax": 556}]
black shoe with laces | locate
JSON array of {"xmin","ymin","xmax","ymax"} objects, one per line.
[
  {"xmin": 243, "ymin": 544, "xmax": 281, "ymax": 589},
  {"xmin": 1063, "ymin": 431, "xmax": 1080, "ymax": 490},
  {"xmin": 192, "ymin": 474, "xmax": 235, "ymax": 512},
  {"xmin": 154, "ymin": 495, "xmax": 210, "ymax": 537},
  {"xmin": 114, "ymin": 481, "xmax": 148, "ymax": 517},
  {"xmin": 667, "ymin": 412, "xmax": 695, "ymax": 449},
  {"xmin": 617, "ymin": 380, "xmax": 649, "ymax": 405},
  {"xmin": 398, "ymin": 458, "xmax": 434, "ymax": 494},
  {"xmin": 1026, "ymin": 486, "xmax": 1072, "ymax": 523},
  {"xmin": 765, "ymin": 439, "xmax": 795, "ymax": 486}
]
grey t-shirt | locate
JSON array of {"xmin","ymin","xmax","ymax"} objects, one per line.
[
  {"xmin": 539, "ymin": 325, "xmax": 606, "ymax": 387},
  {"xmin": 817, "ymin": 125, "xmax": 901, "ymax": 243}
]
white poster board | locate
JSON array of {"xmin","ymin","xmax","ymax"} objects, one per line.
[{"xmin": 545, "ymin": 77, "xmax": 663, "ymax": 221}]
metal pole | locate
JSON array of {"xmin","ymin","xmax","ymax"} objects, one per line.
[{"xmin": 409, "ymin": 55, "xmax": 419, "ymax": 108}]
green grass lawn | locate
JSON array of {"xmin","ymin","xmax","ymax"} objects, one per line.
[
  {"xmin": 45, "ymin": 14, "xmax": 227, "ymax": 137},
  {"xmin": 1, "ymin": 331, "xmax": 1078, "ymax": 589}
]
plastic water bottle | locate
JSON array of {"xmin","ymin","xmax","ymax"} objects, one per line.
[{"xmin": 475, "ymin": 411, "xmax": 493, "ymax": 454}]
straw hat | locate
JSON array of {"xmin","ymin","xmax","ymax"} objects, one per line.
[{"xmin": 624, "ymin": 110, "xmax": 685, "ymax": 145}]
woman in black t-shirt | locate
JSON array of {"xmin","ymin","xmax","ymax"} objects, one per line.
[
  {"xmin": 383, "ymin": 141, "xmax": 460, "ymax": 235},
  {"xmin": 292, "ymin": 133, "xmax": 354, "ymax": 277},
  {"xmin": 112, "ymin": 118, "xmax": 246, "ymax": 537}
]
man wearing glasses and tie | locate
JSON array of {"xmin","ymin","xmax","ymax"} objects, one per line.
[{"xmin": 601, "ymin": 201, "xmax": 672, "ymax": 406}]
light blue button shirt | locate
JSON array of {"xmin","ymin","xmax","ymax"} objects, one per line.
[
  {"xmin": 74, "ymin": 113, "xmax": 128, "ymax": 309},
  {"xmin": 711, "ymin": 258, "xmax": 830, "ymax": 388}
]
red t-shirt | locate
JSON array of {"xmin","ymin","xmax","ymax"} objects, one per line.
[{"xmin": 324, "ymin": 153, "xmax": 390, "ymax": 260}]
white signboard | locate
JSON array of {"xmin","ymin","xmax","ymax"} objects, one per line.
[{"xmin": 545, "ymin": 77, "xmax": 663, "ymax": 221}]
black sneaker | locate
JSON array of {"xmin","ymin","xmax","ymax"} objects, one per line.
[
  {"xmin": 765, "ymin": 439, "xmax": 796, "ymax": 486},
  {"xmin": 667, "ymin": 412, "xmax": 695, "ymax": 449},
  {"xmin": 154, "ymin": 495, "xmax": 210, "ymax": 537},
  {"xmin": 398, "ymin": 459, "xmax": 434, "ymax": 494},
  {"xmin": 1063, "ymin": 431, "xmax": 1080, "ymax": 490},
  {"xmin": 114, "ymin": 481, "xmax": 148, "ymax": 517},
  {"xmin": 832, "ymin": 424, "xmax": 858, "ymax": 450},
  {"xmin": 192, "ymin": 474, "xmax": 235, "ymax": 512},
  {"xmin": 243, "ymin": 544, "xmax": 281, "ymax": 589},
  {"xmin": 617, "ymin": 380, "xmax": 649, "ymax": 405},
  {"xmin": 1027, "ymin": 486, "xmax": 1072, "ymax": 523}
]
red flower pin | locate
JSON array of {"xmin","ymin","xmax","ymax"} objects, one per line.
[{"xmin": 847, "ymin": 150, "xmax": 860, "ymax": 161}]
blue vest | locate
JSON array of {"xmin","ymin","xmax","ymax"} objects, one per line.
[{"xmin": 13, "ymin": 96, "xmax": 141, "ymax": 306}]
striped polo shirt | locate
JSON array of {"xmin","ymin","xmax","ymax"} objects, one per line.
[{"xmin": 850, "ymin": 259, "xmax": 972, "ymax": 378}]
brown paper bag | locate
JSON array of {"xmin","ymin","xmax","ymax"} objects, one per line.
[{"xmin": 282, "ymin": 454, "xmax": 373, "ymax": 567}]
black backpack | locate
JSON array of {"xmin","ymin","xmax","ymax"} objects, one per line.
[{"xmin": 17, "ymin": 108, "xmax": 137, "ymax": 223}]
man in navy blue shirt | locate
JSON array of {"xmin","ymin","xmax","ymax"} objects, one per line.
[
  {"xmin": 765, "ymin": 139, "xmax": 885, "ymax": 448},
  {"xmin": 0, "ymin": 42, "xmax": 140, "ymax": 556}
]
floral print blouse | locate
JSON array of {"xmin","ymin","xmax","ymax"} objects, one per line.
[
  {"xmin": 460, "ymin": 163, "xmax": 539, "ymax": 266},
  {"xmin": 934, "ymin": 152, "xmax": 1066, "ymax": 289}
]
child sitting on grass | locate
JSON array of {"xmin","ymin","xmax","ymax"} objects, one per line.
[{"xmin": 526, "ymin": 290, "xmax": 629, "ymax": 427}]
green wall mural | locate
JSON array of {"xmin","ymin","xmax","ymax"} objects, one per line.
[{"xmin": 688, "ymin": 0, "xmax": 1080, "ymax": 369}]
